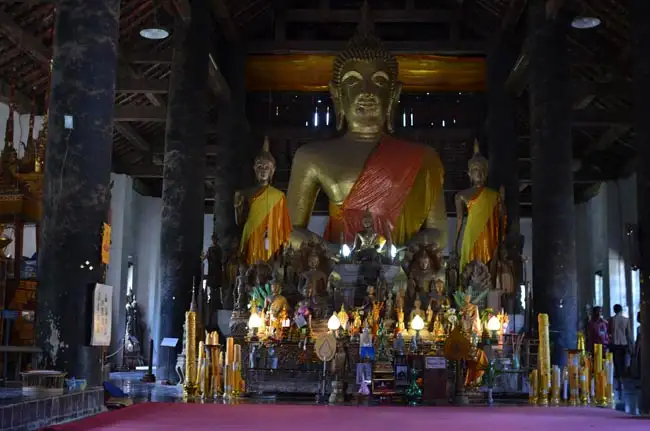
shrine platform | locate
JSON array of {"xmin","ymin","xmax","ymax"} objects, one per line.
[{"xmin": 0, "ymin": 386, "xmax": 104, "ymax": 430}]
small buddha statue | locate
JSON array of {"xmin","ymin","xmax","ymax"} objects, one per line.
[
  {"xmin": 205, "ymin": 232, "xmax": 224, "ymax": 308},
  {"xmin": 453, "ymin": 140, "xmax": 506, "ymax": 273},
  {"xmin": 266, "ymin": 280, "xmax": 290, "ymax": 320},
  {"xmin": 409, "ymin": 298, "xmax": 426, "ymax": 327},
  {"xmin": 409, "ymin": 250, "xmax": 438, "ymax": 298},
  {"xmin": 426, "ymin": 302, "xmax": 434, "ymax": 328},
  {"xmin": 298, "ymin": 251, "xmax": 329, "ymax": 317},
  {"xmin": 396, "ymin": 307, "xmax": 406, "ymax": 335},
  {"xmin": 234, "ymin": 264, "xmax": 249, "ymax": 312},
  {"xmin": 433, "ymin": 313, "xmax": 446, "ymax": 339},
  {"xmin": 434, "ymin": 279, "xmax": 450, "ymax": 310},
  {"xmin": 384, "ymin": 291, "xmax": 394, "ymax": 321},
  {"xmin": 352, "ymin": 209, "xmax": 385, "ymax": 261},
  {"xmin": 460, "ymin": 294, "xmax": 482, "ymax": 340},
  {"xmin": 362, "ymin": 285, "xmax": 376, "ymax": 313}
]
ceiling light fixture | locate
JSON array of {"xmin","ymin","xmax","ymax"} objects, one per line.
[
  {"xmin": 571, "ymin": 16, "xmax": 601, "ymax": 29},
  {"xmin": 140, "ymin": 3, "xmax": 169, "ymax": 40}
]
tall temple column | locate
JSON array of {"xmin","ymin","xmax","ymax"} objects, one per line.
[
  {"xmin": 157, "ymin": 1, "xmax": 210, "ymax": 379},
  {"xmin": 528, "ymin": 0, "xmax": 577, "ymax": 366},
  {"xmin": 213, "ymin": 45, "xmax": 251, "ymax": 254},
  {"xmin": 36, "ymin": 0, "xmax": 120, "ymax": 384},
  {"xmin": 631, "ymin": 0, "xmax": 650, "ymax": 415},
  {"xmin": 486, "ymin": 33, "xmax": 521, "ymax": 297}
]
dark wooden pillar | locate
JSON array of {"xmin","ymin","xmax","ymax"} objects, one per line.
[
  {"xmin": 36, "ymin": 0, "xmax": 119, "ymax": 384},
  {"xmin": 632, "ymin": 0, "xmax": 650, "ymax": 415},
  {"xmin": 212, "ymin": 46, "xmax": 249, "ymax": 264},
  {"xmin": 486, "ymin": 33, "xmax": 521, "ymax": 311},
  {"xmin": 528, "ymin": 0, "xmax": 577, "ymax": 367},
  {"xmin": 157, "ymin": 1, "xmax": 210, "ymax": 380}
]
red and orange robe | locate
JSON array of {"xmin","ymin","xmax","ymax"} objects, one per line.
[
  {"xmin": 239, "ymin": 185, "xmax": 292, "ymax": 265},
  {"xmin": 324, "ymin": 135, "xmax": 446, "ymax": 246}
]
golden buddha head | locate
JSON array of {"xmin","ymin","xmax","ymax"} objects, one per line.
[
  {"xmin": 468, "ymin": 140, "xmax": 488, "ymax": 186},
  {"xmin": 254, "ymin": 137, "xmax": 275, "ymax": 185},
  {"xmin": 329, "ymin": 3, "xmax": 401, "ymax": 135},
  {"xmin": 271, "ymin": 280, "xmax": 281, "ymax": 295},
  {"xmin": 414, "ymin": 297, "xmax": 422, "ymax": 309}
]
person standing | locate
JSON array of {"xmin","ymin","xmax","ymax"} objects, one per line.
[
  {"xmin": 608, "ymin": 304, "xmax": 632, "ymax": 391},
  {"xmin": 586, "ymin": 306, "xmax": 609, "ymax": 354}
]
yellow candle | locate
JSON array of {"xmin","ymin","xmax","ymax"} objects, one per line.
[
  {"xmin": 529, "ymin": 370, "xmax": 538, "ymax": 404},
  {"xmin": 593, "ymin": 344, "xmax": 603, "ymax": 373}
]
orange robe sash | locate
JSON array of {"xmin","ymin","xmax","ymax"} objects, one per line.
[
  {"xmin": 460, "ymin": 187, "xmax": 502, "ymax": 271},
  {"xmin": 325, "ymin": 136, "xmax": 430, "ymax": 244},
  {"xmin": 240, "ymin": 186, "xmax": 292, "ymax": 265}
]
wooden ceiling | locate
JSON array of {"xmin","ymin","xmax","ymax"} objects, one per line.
[{"xmin": 0, "ymin": 0, "xmax": 634, "ymax": 217}]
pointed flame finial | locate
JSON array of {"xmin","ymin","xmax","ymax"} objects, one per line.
[
  {"xmin": 358, "ymin": 0, "xmax": 374, "ymax": 37},
  {"xmin": 263, "ymin": 136, "xmax": 270, "ymax": 152},
  {"xmin": 473, "ymin": 139, "xmax": 480, "ymax": 155},
  {"xmin": 190, "ymin": 278, "xmax": 197, "ymax": 312}
]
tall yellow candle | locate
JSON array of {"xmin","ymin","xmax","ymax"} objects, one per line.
[
  {"xmin": 593, "ymin": 344, "xmax": 603, "ymax": 373},
  {"xmin": 529, "ymin": 370, "xmax": 538, "ymax": 404}
]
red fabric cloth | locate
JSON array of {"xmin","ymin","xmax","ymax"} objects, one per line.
[
  {"xmin": 586, "ymin": 317, "xmax": 609, "ymax": 353},
  {"xmin": 324, "ymin": 135, "xmax": 426, "ymax": 243},
  {"xmin": 47, "ymin": 402, "xmax": 646, "ymax": 431}
]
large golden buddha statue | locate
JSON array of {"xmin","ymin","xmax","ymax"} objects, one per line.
[
  {"xmin": 453, "ymin": 141, "xmax": 506, "ymax": 272},
  {"xmin": 235, "ymin": 137, "xmax": 292, "ymax": 265},
  {"xmin": 286, "ymin": 5, "xmax": 447, "ymax": 248}
]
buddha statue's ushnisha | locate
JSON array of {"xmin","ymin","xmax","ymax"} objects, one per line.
[
  {"xmin": 286, "ymin": 2, "xmax": 447, "ymax": 249},
  {"xmin": 235, "ymin": 137, "xmax": 292, "ymax": 265},
  {"xmin": 453, "ymin": 140, "xmax": 506, "ymax": 272}
]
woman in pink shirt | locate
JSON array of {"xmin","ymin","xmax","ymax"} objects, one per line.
[{"xmin": 586, "ymin": 306, "xmax": 609, "ymax": 354}]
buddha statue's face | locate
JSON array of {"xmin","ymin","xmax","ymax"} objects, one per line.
[
  {"xmin": 468, "ymin": 164, "xmax": 487, "ymax": 186},
  {"xmin": 414, "ymin": 298, "xmax": 421, "ymax": 309},
  {"xmin": 271, "ymin": 283, "xmax": 281, "ymax": 295},
  {"xmin": 418, "ymin": 254, "xmax": 430, "ymax": 270},
  {"xmin": 330, "ymin": 59, "xmax": 400, "ymax": 135},
  {"xmin": 254, "ymin": 157, "xmax": 275, "ymax": 185},
  {"xmin": 308, "ymin": 255, "xmax": 319, "ymax": 269},
  {"xmin": 362, "ymin": 215, "xmax": 373, "ymax": 230}
]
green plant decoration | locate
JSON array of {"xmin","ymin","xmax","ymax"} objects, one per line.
[
  {"xmin": 453, "ymin": 286, "xmax": 489, "ymax": 310},
  {"xmin": 405, "ymin": 368, "xmax": 422, "ymax": 406}
]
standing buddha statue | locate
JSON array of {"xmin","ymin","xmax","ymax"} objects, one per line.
[
  {"xmin": 286, "ymin": 2, "xmax": 447, "ymax": 249},
  {"xmin": 453, "ymin": 140, "xmax": 506, "ymax": 273},
  {"xmin": 235, "ymin": 137, "xmax": 292, "ymax": 265}
]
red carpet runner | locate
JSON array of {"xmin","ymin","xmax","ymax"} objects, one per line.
[{"xmin": 47, "ymin": 402, "xmax": 648, "ymax": 431}]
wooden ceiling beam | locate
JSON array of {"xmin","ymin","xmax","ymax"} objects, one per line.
[
  {"xmin": 284, "ymin": 8, "xmax": 454, "ymax": 23},
  {"xmin": 113, "ymin": 123, "xmax": 150, "ymax": 152},
  {"xmin": 124, "ymin": 50, "xmax": 173, "ymax": 65},
  {"xmin": 247, "ymin": 39, "xmax": 486, "ymax": 55},
  {"xmin": 116, "ymin": 78, "xmax": 169, "ymax": 94}
]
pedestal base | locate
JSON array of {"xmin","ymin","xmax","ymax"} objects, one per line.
[{"xmin": 229, "ymin": 311, "xmax": 250, "ymax": 338}]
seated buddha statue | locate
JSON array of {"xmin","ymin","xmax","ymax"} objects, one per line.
[
  {"xmin": 408, "ymin": 298, "xmax": 427, "ymax": 336},
  {"xmin": 266, "ymin": 279, "xmax": 290, "ymax": 320},
  {"xmin": 453, "ymin": 140, "xmax": 506, "ymax": 273},
  {"xmin": 298, "ymin": 251, "xmax": 329, "ymax": 318},
  {"xmin": 235, "ymin": 137, "xmax": 292, "ymax": 265},
  {"xmin": 408, "ymin": 249, "xmax": 442, "ymax": 300},
  {"xmin": 286, "ymin": 4, "xmax": 447, "ymax": 250},
  {"xmin": 352, "ymin": 208, "xmax": 386, "ymax": 261}
]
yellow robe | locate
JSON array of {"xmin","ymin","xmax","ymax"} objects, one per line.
[
  {"xmin": 460, "ymin": 187, "xmax": 502, "ymax": 271},
  {"xmin": 240, "ymin": 186, "xmax": 292, "ymax": 265}
]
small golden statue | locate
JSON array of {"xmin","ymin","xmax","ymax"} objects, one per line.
[
  {"xmin": 235, "ymin": 137, "xmax": 292, "ymax": 265},
  {"xmin": 395, "ymin": 307, "xmax": 406, "ymax": 335},
  {"xmin": 453, "ymin": 140, "xmax": 506, "ymax": 273},
  {"xmin": 337, "ymin": 305, "xmax": 349, "ymax": 330},
  {"xmin": 286, "ymin": 2, "xmax": 447, "ymax": 248},
  {"xmin": 266, "ymin": 280, "xmax": 290, "ymax": 320},
  {"xmin": 409, "ymin": 298, "xmax": 426, "ymax": 327}
]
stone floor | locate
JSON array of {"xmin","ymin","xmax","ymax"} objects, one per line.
[{"xmin": 108, "ymin": 371, "xmax": 644, "ymax": 415}]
